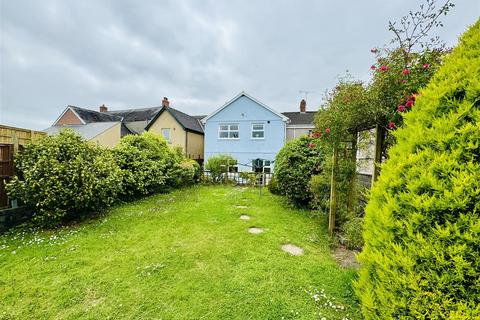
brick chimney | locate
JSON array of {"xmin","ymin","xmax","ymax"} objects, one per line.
[
  {"xmin": 300, "ymin": 99, "xmax": 306, "ymax": 113},
  {"xmin": 162, "ymin": 97, "xmax": 170, "ymax": 108},
  {"xmin": 99, "ymin": 104, "xmax": 108, "ymax": 112}
]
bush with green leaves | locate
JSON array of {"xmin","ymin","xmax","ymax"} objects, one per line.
[
  {"xmin": 267, "ymin": 175, "xmax": 281, "ymax": 194},
  {"xmin": 114, "ymin": 132, "xmax": 177, "ymax": 197},
  {"xmin": 274, "ymin": 136, "xmax": 324, "ymax": 207},
  {"xmin": 175, "ymin": 159, "xmax": 201, "ymax": 186},
  {"xmin": 6, "ymin": 129, "xmax": 123, "ymax": 226},
  {"xmin": 355, "ymin": 21, "xmax": 480, "ymax": 319},
  {"xmin": 204, "ymin": 154, "xmax": 237, "ymax": 183}
]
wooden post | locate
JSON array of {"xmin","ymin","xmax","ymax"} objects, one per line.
[
  {"xmin": 347, "ymin": 133, "xmax": 358, "ymax": 215},
  {"xmin": 371, "ymin": 125, "xmax": 384, "ymax": 186},
  {"xmin": 328, "ymin": 144, "xmax": 338, "ymax": 236}
]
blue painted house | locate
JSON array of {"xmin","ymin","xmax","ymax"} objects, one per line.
[{"xmin": 202, "ymin": 92, "xmax": 289, "ymax": 173}]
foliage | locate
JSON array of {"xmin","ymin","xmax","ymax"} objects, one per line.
[
  {"xmin": 274, "ymin": 136, "xmax": 324, "ymax": 207},
  {"xmin": 315, "ymin": 79, "xmax": 372, "ymax": 143},
  {"xmin": 113, "ymin": 131, "xmax": 178, "ymax": 197},
  {"xmin": 355, "ymin": 20, "xmax": 480, "ymax": 319},
  {"xmin": 204, "ymin": 154, "xmax": 237, "ymax": 183},
  {"xmin": 175, "ymin": 159, "xmax": 201, "ymax": 186},
  {"xmin": 1, "ymin": 185, "xmax": 361, "ymax": 319},
  {"xmin": 341, "ymin": 217, "xmax": 364, "ymax": 250},
  {"xmin": 6, "ymin": 129, "xmax": 123, "ymax": 226},
  {"xmin": 309, "ymin": 151, "xmax": 359, "ymax": 223},
  {"xmin": 238, "ymin": 171, "xmax": 257, "ymax": 186},
  {"xmin": 267, "ymin": 175, "xmax": 281, "ymax": 194}
]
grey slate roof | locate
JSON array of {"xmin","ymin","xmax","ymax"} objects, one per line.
[
  {"xmin": 106, "ymin": 107, "xmax": 162, "ymax": 122},
  {"xmin": 70, "ymin": 106, "xmax": 121, "ymax": 123},
  {"xmin": 146, "ymin": 107, "xmax": 204, "ymax": 134},
  {"xmin": 69, "ymin": 105, "xmax": 162, "ymax": 123},
  {"xmin": 282, "ymin": 111, "xmax": 316, "ymax": 126},
  {"xmin": 44, "ymin": 122, "xmax": 119, "ymax": 140}
]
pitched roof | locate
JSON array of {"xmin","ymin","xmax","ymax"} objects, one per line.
[
  {"xmin": 69, "ymin": 106, "xmax": 121, "ymax": 123},
  {"xmin": 106, "ymin": 107, "xmax": 162, "ymax": 122},
  {"xmin": 44, "ymin": 122, "xmax": 119, "ymax": 140},
  {"xmin": 145, "ymin": 106, "xmax": 204, "ymax": 134},
  {"xmin": 282, "ymin": 111, "xmax": 316, "ymax": 126},
  {"xmin": 202, "ymin": 91, "xmax": 289, "ymax": 123}
]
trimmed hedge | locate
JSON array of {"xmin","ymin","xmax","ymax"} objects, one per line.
[
  {"xmin": 274, "ymin": 136, "xmax": 324, "ymax": 207},
  {"xmin": 6, "ymin": 130, "xmax": 123, "ymax": 225},
  {"xmin": 355, "ymin": 21, "xmax": 480, "ymax": 319}
]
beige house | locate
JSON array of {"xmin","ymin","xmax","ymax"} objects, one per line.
[
  {"xmin": 45, "ymin": 104, "xmax": 161, "ymax": 148},
  {"xmin": 146, "ymin": 98, "xmax": 204, "ymax": 162}
]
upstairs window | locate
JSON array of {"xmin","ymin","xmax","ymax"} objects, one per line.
[
  {"xmin": 251, "ymin": 123, "xmax": 264, "ymax": 139},
  {"xmin": 162, "ymin": 128, "xmax": 171, "ymax": 143},
  {"xmin": 218, "ymin": 124, "xmax": 239, "ymax": 139}
]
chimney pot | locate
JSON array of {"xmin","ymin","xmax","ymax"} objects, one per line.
[
  {"xmin": 99, "ymin": 104, "xmax": 108, "ymax": 112},
  {"xmin": 300, "ymin": 99, "xmax": 306, "ymax": 113},
  {"xmin": 162, "ymin": 97, "xmax": 170, "ymax": 108}
]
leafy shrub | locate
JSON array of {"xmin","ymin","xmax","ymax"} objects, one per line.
[
  {"xmin": 341, "ymin": 217, "xmax": 364, "ymax": 250},
  {"xmin": 114, "ymin": 132, "xmax": 175, "ymax": 196},
  {"xmin": 274, "ymin": 136, "xmax": 324, "ymax": 207},
  {"xmin": 355, "ymin": 21, "xmax": 480, "ymax": 319},
  {"xmin": 6, "ymin": 129, "xmax": 123, "ymax": 226},
  {"xmin": 176, "ymin": 159, "xmax": 201, "ymax": 186},
  {"xmin": 205, "ymin": 154, "xmax": 237, "ymax": 183},
  {"xmin": 267, "ymin": 175, "xmax": 281, "ymax": 194}
]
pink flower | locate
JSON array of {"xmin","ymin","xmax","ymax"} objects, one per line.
[
  {"xmin": 379, "ymin": 65, "xmax": 389, "ymax": 72},
  {"xmin": 406, "ymin": 100, "xmax": 414, "ymax": 108},
  {"xmin": 423, "ymin": 63, "xmax": 430, "ymax": 69},
  {"xmin": 325, "ymin": 128, "xmax": 331, "ymax": 134},
  {"xmin": 370, "ymin": 65, "xmax": 376, "ymax": 70},
  {"xmin": 309, "ymin": 143, "xmax": 315, "ymax": 149},
  {"xmin": 389, "ymin": 122, "xmax": 396, "ymax": 129},
  {"xmin": 397, "ymin": 105, "xmax": 406, "ymax": 112},
  {"xmin": 402, "ymin": 69, "xmax": 410, "ymax": 75}
]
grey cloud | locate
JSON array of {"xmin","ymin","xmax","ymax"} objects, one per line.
[{"xmin": 1, "ymin": 0, "xmax": 479, "ymax": 130}]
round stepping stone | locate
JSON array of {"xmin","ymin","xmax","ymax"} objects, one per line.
[
  {"xmin": 240, "ymin": 215, "xmax": 250, "ymax": 220},
  {"xmin": 248, "ymin": 227, "xmax": 264, "ymax": 234},
  {"xmin": 235, "ymin": 205, "xmax": 248, "ymax": 209},
  {"xmin": 282, "ymin": 244, "xmax": 304, "ymax": 256}
]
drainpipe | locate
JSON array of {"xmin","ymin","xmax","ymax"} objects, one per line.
[{"xmin": 185, "ymin": 131, "xmax": 188, "ymax": 158}]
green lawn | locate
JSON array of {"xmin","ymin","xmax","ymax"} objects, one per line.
[{"xmin": 0, "ymin": 185, "xmax": 360, "ymax": 319}]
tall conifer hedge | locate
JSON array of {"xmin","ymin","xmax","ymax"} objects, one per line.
[{"xmin": 355, "ymin": 20, "xmax": 480, "ymax": 319}]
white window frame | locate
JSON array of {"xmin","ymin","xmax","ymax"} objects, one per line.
[
  {"xmin": 218, "ymin": 123, "xmax": 239, "ymax": 140},
  {"xmin": 162, "ymin": 128, "xmax": 171, "ymax": 143},
  {"xmin": 251, "ymin": 123, "xmax": 265, "ymax": 139}
]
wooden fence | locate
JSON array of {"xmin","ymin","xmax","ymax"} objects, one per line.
[{"xmin": 0, "ymin": 125, "xmax": 46, "ymax": 208}]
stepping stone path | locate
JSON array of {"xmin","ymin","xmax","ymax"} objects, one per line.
[
  {"xmin": 248, "ymin": 227, "xmax": 264, "ymax": 234},
  {"xmin": 240, "ymin": 214, "xmax": 250, "ymax": 220},
  {"xmin": 281, "ymin": 244, "xmax": 304, "ymax": 256}
]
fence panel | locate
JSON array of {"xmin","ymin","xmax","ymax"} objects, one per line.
[{"xmin": 202, "ymin": 171, "xmax": 274, "ymax": 186}]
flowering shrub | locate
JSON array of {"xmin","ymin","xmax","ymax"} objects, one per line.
[
  {"xmin": 355, "ymin": 21, "xmax": 480, "ymax": 318},
  {"xmin": 274, "ymin": 136, "xmax": 324, "ymax": 207},
  {"xmin": 6, "ymin": 129, "xmax": 123, "ymax": 226}
]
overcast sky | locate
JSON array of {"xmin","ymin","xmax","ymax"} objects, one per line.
[{"xmin": 1, "ymin": 0, "xmax": 478, "ymax": 130}]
